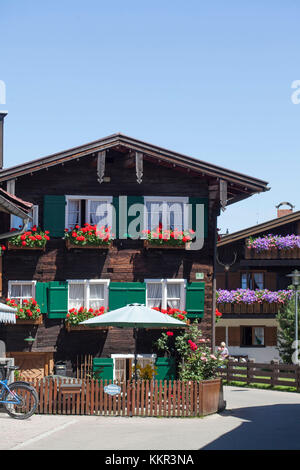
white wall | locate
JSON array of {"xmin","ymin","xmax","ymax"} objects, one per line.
[{"xmin": 228, "ymin": 346, "xmax": 280, "ymax": 363}]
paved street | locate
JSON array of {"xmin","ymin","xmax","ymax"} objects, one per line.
[{"xmin": 1, "ymin": 386, "xmax": 300, "ymax": 450}]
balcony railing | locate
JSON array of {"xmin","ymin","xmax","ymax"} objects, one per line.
[
  {"xmin": 245, "ymin": 235, "xmax": 300, "ymax": 259},
  {"xmin": 217, "ymin": 302, "xmax": 278, "ymax": 314},
  {"xmin": 245, "ymin": 245, "xmax": 300, "ymax": 260}
]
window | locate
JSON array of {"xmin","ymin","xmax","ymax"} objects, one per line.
[
  {"xmin": 145, "ymin": 279, "xmax": 186, "ymax": 310},
  {"xmin": 241, "ymin": 272, "xmax": 264, "ymax": 290},
  {"xmin": 144, "ymin": 197, "xmax": 189, "ymax": 232},
  {"xmin": 8, "ymin": 281, "xmax": 36, "ymax": 305},
  {"xmin": 11, "ymin": 205, "xmax": 39, "ymax": 231},
  {"xmin": 68, "ymin": 279, "xmax": 110, "ymax": 310},
  {"xmin": 65, "ymin": 196, "xmax": 113, "ymax": 231},
  {"xmin": 241, "ymin": 326, "xmax": 265, "ymax": 347}
]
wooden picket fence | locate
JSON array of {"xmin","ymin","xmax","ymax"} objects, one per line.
[
  {"xmin": 219, "ymin": 360, "xmax": 300, "ymax": 391},
  {"xmin": 30, "ymin": 378, "xmax": 222, "ymax": 417}
]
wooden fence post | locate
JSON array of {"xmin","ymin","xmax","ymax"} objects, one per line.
[
  {"xmin": 247, "ymin": 359, "xmax": 255, "ymax": 385},
  {"xmin": 270, "ymin": 360, "xmax": 279, "ymax": 388},
  {"xmin": 296, "ymin": 365, "xmax": 300, "ymax": 393}
]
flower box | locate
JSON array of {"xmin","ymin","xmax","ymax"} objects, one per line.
[
  {"xmin": 245, "ymin": 235, "xmax": 300, "ymax": 259},
  {"xmin": 144, "ymin": 240, "xmax": 191, "ymax": 250},
  {"xmin": 65, "ymin": 323, "xmax": 110, "ymax": 332},
  {"xmin": 65, "ymin": 239, "xmax": 112, "ymax": 250},
  {"xmin": 15, "ymin": 315, "xmax": 43, "ymax": 325},
  {"xmin": 217, "ymin": 302, "xmax": 278, "ymax": 314},
  {"xmin": 7, "ymin": 242, "xmax": 46, "ymax": 252}
]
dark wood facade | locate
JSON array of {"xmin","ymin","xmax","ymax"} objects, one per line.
[
  {"xmin": 0, "ymin": 135, "xmax": 269, "ymax": 377},
  {"xmin": 216, "ymin": 208, "xmax": 300, "ymax": 360}
]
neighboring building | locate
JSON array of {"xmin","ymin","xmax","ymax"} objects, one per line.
[
  {"xmin": 0, "ymin": 123, "xmax": 269, "ymax": 379},
  {"xmin": 216, "ymin": 203, "xmax": 300, "ymax": 362}
]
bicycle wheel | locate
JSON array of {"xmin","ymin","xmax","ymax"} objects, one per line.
[{"xmin": 4, "ymin": 383, "xmax": 39, "ymax": 419}]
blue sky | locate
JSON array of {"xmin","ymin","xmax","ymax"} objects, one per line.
[{"xmin": 1, "ymin": 1, "xmax": 300, "ymax": 233}]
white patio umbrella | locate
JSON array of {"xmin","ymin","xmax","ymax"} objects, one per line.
[
  {"xmin": 80, "ymin": 303, "xmax": 188, "ymax": 381},
  {"xmin": 0, "ymin": 302, "xmax": 17, "ymax": 324}
]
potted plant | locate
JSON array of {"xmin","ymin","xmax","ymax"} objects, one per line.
[
  {"xmin": 64, "ymin": 224, "xmax": 113, "ymax": 249},
  {"xmin": 7, "ymin": 226, "xmax": 50, "ymax": 251},
  {"xmin": 6, "ymin": 298, "xmax": 43, "ymax": 324}
]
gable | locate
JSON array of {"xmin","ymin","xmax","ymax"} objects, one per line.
[{"xmin": 0, "ymin": 133, "xmax": 269, "ymax": 206}]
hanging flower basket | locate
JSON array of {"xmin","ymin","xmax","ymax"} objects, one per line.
[
  {"xmin": 64, "ymin": 224, "xmax": 113, "ymax": 250},
  {"xmin": 7, "ymin": 226, "xmax": 50, "ymax": 251}
]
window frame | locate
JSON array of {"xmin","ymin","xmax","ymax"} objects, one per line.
[
  {"xmin": 240, "ymin": 325, "xmax": 266, "ymax": 348},
  {"xmin": 10, "ymin": 205, "xmax": 39, "ymax": 230},
  {"xmin": 143, "ymin": 196, "xmax": 189, "ymax": 233},
  {"xmin": 145, "ymin": 278, "xmax": 186, "ymax": 311},
  {"xmin": 8, "ymin": 280, "xmax": 37, "ymax": 304},
  {"xmin": 111, "ymin": 353, "xmax": 156, "ymax": 381},
  {"xmin": 240, "ymin": 271, "xmax": 265, "ymax": 290},
  {"xmin": 65, "ymin": 195, "xmax": 113, "ymax": 231},
  {"xmin": 67, "ymin": 279, "xmax": 110, "ymax": 310}
]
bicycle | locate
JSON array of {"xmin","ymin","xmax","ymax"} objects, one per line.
[{"xmin": 0, "ymin": 365, "xmax": 39, "ymax": 419}]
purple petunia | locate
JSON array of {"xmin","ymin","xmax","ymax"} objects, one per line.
[
  {"xmin": 247, "ymin": 234, "xmax": 300, "ymax": 252},
  {"xmin": 216, "ymin": 289, "xmax": 294, "ymax": 304}
]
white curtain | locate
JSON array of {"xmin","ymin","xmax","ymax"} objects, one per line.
[
  {"xmin": 147, "ymin": 283, "xmax": 162, "ymax": 308},
  {"xmin": 146, "ymin": 202, "xmax": 163, "ymax": 231},
  {"xmin": 167, "ymin": 202, "xmax": 184, "ymax": 231},
  {"xmin": 253, "ymin": 327, "xmax": 264, "ymax": 346},
  {"xmin": 11, "ymin": 284, "xmax": 33, "ymax": 304},
  {"xmin": 89, "ymin": 201, "xmax": 109, "ymax": 228},
  {"xmin": 69, "ymin": 283, "xmax": 85, "ymax": 309},
  {"xmin": 68, "ymin": 200, "xmax": 80, "ymax": 229},
  {"xmin": 167, "ymin": 283, "xmax": 181, "ymax": 309},
  {"xmin": 89, "ymin": 284, "xmax": 104, "ymax": 309}
]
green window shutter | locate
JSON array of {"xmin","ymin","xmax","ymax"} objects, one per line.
[
  {"xmin": 35, "ymin": 282, "xmax": 49, "ymax": 314},
  {"xmin": 186, "ymin": 281, "xmax": 205, "ymax": 318},
  {"xmin": 127, "ymin": 196, "xmax": 144, "ymax": 239},
  {"xmin": 93, "ymin": 358, "xmax": 114, "ymax": 381},
  {"xmin": 47, "ymin": 281, "xmax": 68, "ymax": 319},
  {"xmin": 112, "ymin": 196, "xmax": 119, "ymax": 239},
  {"xmin": 155, "ymin": 357, "xmax": 176, "ymax": 381},
  {"xmin": 43, "ymin": 195, "xmax": 66, "ymax": 237},
  {"xmin": 189, "ymin": 197, "xmax": 208, "ymax": 238},
  {"xmin": 109, "ymin": 282, "xmax": 146, "ymax": 311}
]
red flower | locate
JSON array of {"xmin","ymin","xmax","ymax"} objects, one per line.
[
  {"xmin": 22, "ymin": 241, "xmax": 27, "ymax": 246},
  {"xmin": 1, "ymin": 245, "xmax": 6, "ymax": 250},
  {"xmin": 215, "ymin": 308, "xmax": 222, "ymax": 317},
  {"xmin": 166, "ymin": 331, "xmax": 173, "ymax": 336}
]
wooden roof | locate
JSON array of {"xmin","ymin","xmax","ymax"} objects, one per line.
[
  {"xmin": 0, "ymin": 133, "xmax": 269, "ymax": 205},
  {"xmin": 217, "ymin": 210, "xmax": 300, "ymax": 247}
]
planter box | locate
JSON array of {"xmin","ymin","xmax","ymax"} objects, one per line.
[
  {"xmin": 65, "ymin": 240, "xmax": 112, "ymax": 250},
  {"xmin": 245, "ymin": 245, "xmax": 300, "ymax": 260},
  {"xmin": 65, "ymin": 323, "xmax": 111, "ymax": 332},
  {"xmin": 7, "ymin": 243, "xmax": 46, "ymax": 252},
  {"xmin": 217, "ymin": 302, "xmax": 278, "ymax": 314},
  {"xmin": 15, "ymin": 316, "xmax": 43, "ymax": 325},
  {"xmin": 144, "ymin": 240, "xmax": 191, "ymax": 250}
]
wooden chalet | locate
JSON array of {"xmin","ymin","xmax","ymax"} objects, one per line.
[
  {"xmin": 0, "ymin": 126, "xmax": 269, "ymax": 380},
  {"xmin": 216, "ymin": 203, "xmax": 300, "ymax": 362}
]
